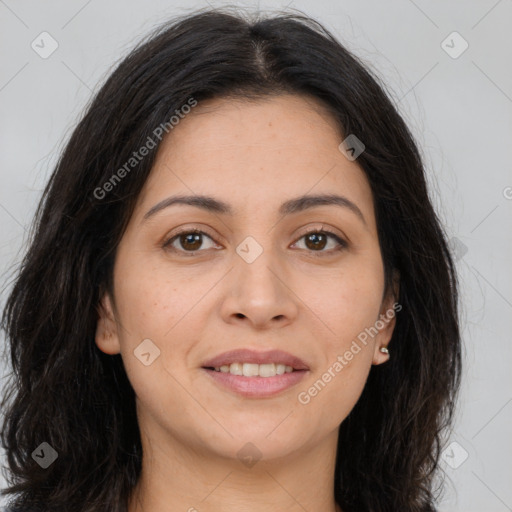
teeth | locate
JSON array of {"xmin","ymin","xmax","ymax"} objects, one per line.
[
  {"xmin": 230, "ymin": 362, "xmax": 243, "ymax": 375},
  {"xmin": 243, "ymin": 363, "xmax": 260, "ymax": 377},
  {"xmin": 258, "ymin": 363, "xmax": 276, "ymax": 377},
  {"xmin": 212, "ymin": 363, "xmax": 295, "ymax": 377}
]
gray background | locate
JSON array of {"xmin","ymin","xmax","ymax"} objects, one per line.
[{"xmin": 1, "ymin": 1, "xmax": 511, "ymax": 510}]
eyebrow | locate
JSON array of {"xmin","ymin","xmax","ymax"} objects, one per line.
[{"xmin": 143, "ymin": 193, "xmax": 367, "ymax": 225}]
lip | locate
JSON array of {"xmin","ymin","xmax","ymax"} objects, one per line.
[
  {"xmin": 202, "ymin": 368, "xmax": 308, "ymax": 398},
  {"xmin": 202, "ymin": 348, "xmax": 310, "ymax": 371}
]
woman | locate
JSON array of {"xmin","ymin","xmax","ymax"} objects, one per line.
[{"xmin": 0, "ymin": 7, "xmax": 461, "ymax": 512}]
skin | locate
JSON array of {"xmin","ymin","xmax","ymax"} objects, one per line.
[{"xmin": 96, "ymin": 94, "xmax": 398, "ymax": 512}]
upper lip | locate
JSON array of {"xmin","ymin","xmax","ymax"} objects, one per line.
[{"xmin": 202, "ymin": 349, "xmax": 310, "ymax": 371}]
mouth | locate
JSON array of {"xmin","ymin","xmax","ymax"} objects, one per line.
[
  {"xmin": 201, "ymin": 348, "xmax": 309, "ymax": 398},
  {"xmin": 203, "ymin": 362, "xmax": 303, "ymax": 377}
]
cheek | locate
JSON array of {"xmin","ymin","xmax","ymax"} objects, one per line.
[
  {"xmin": 294, "ymin": 257, "xmax": 383, "ymax": 420},
  {"xmin": 309, "ymin": 255, "xmax": 384, "ymax": 347},
  {"xmin": 111, "ymin": 259, "xmax": 204, "ymax": 416},
  {"xmin": 296, "ymin": 283, "xmax": 381, "ymax": 432},
  {"xmin": 112, "ymin": 252, "xmax": 205, "ymax": 342},
  {"xmin": 111, "ymin": 254, "xmax": 220, "ymax": 390}
]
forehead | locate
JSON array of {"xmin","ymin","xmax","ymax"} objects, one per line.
[
  {"xmin": 165, "ymin": 93, "xmax": 344, "ymax": 154},
  {"xmin": 134, "ymin": 94, "xmax": 375, "ymax": 228}
]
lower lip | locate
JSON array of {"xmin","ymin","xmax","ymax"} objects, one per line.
[{"xmin": 202, "ymin": 368, "xmax": 308, "ymax": 398}]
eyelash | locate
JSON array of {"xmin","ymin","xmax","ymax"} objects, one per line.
[{"xmin": 162, "ymin": 227, "xmax": 347, "ymax": 257}]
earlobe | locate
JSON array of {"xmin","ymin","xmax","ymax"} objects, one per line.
[
  {"xmin": 95, "ymin": 293, "xmax": 121, "ymax": 355},
  {"xmin": 373, "ymin": 271, "xmax": 400, "ymax": 365}
]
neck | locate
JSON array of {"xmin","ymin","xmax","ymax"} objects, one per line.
[{"xmin": 128, "ymin": 411, "xmax": 342, "ymax": 512}]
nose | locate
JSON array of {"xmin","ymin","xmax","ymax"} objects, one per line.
[{"xmin": 220, "ymin": 250, "xmax": 299, "ymax": 330}]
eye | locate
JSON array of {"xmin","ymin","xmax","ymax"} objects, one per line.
[
  {"xmin": 163, "ymin": 228, "xmax": 218, "ymax": 255},
  {"xmin": 163, "ymin": 226, "xmax": 347, "ymax": 257},
  {"xmin": 291, "ymin": 228, "xmax": 347, "ymax": 255}
]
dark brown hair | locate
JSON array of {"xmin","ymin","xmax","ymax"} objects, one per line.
[{"xmin": 1, "ymin": 7, "xmax": 461, "ymax": 511}]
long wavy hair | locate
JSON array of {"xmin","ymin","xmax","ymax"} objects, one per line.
[{"xmin": 1, "ymin": 7, "xmax": 462, "ymax": 512}]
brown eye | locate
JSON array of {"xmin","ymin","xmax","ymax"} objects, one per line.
[
  {"xmin": 293, "ymin": 230, "xmax": 347, "ymax": 255},
  {"xmin": 179, "ymin": 233, "xmax": 203, "ymax": 251},
  {"xmin": 163, "ymin": 228, "xmax": 347, "ymax": 257},
  {"xmin": 163, "ymin": 229, "xmax": 217, "ymax": 254},
  {"xmin": 304, "ymin": 232, "xmax": 328, "ymax": 251}
]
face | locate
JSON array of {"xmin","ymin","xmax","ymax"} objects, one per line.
[{"xmin": 96, "ymin": 94, "xmax": 397, "ymax": 463}]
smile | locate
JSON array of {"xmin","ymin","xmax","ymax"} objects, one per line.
[
  {"xmin": 208, "ymin": 362, "xmax": 296, "ymax": 377},
  {"xmin": 202, "ymin": 367, "xmax": 308, "ymax": 398}
]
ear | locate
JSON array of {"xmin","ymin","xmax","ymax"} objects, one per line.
[
  {"xmin": 372, "ymin": 270, "xmax": 400, "ymax": 365},
  {"xmin": 95, "ymin": 292, "xmax": 121, "ymax": 355}
]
